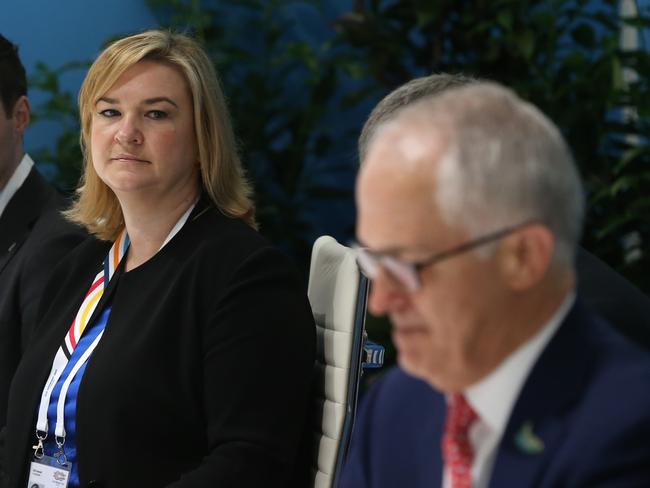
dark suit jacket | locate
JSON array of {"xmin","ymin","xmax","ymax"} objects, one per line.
[
  {"xmin": 576, "ymin": 247, "xmax": 650, "ymax": 349},
  {"xmin": 1, "ymin": 200, "xmax": 315, "ymax": 488},
  {"xmin": 0, "ymin": 166, "xmax": 86, "ymax": 426},
  {"xmin": 339, "ymin": 300, "xmax": 650, "ymax": 487}
]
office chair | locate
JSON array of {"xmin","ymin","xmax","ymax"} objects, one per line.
[{"xmin": 307, "ymin": 236, "xmax": 383, "ymax": 488}]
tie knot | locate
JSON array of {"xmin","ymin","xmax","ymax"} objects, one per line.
[
  {"xmin": 447, "ymin": 393, "xmax": 477, "ymax": 433},
  {"xmin": 442, "ymin": 393, "xmax": 477, "ymax": 488}
]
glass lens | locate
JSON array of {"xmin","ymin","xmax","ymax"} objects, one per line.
[
  {"xmin": 381, "ymin": 257, "xmax": 420, "ymax": 292},
  {"xmin": 354, "ymin": 248, "xmax": 379, "ymax": 278},
  {"xmin": 355, "ymin": 247, "xmax": 420, "ymax": 293}
]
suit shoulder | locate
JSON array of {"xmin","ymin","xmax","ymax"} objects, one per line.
[
  {"xmin": 29, "ymin": 208, "xmax": 87, "ymax": 243},
  {"xmin": 361, "ymin": 367, "xmax": 443, "ymax": 419},
  {"xmin": 10, "ymin": 211, "xmax": 89, "ymax": 289},
  {"xmin": 586, "ymin": 335, "xmax": 650, "ymax": 405},
  {"xmin": 576, "ymin": 248, "xmax": 650, "ymax": 346},
  {"xmin": 195, "ymin": 207, "xmax": 269, "ymax": 248},
  {"xmin": 570, "ymin": 311, "xmax": 650, "ymax": 426},
  {"xmin": 187, "ymin": 207, "xmax": 296, "ymax": 273},
  {"xmin": 43, "ymin": 234, "xmax": 110, "ymax": 277},
  {"xmin": 377, "ymin": 367, "xmax": 437, "ymax": 397},
  {"xmin": 586, "ymin": 311, "xmax": 650, "ymax": 379},
  {"xmin": 558, "ymin": 332, "xmax": 650, "ymax": 483},
  {"xmin": 343, "ymin": 367, "xmax": 445, "ymax": 487}
]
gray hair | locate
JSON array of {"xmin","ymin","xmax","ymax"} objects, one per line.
[
  {"xmin": 395, "ymin": 82, "xmax": 585, "ymax": 266},
  {"xmin": 358, "ymin": 73, "xmax": 478, "ymax": 162}
]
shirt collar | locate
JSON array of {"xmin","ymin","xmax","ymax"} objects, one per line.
[
  {"xmin": 0, "ymin": 153, "xmax": 34, "ymax": 218},
  {"xmin": 464, "ymin": 290, "xmax": 576, "ymax": 438}
]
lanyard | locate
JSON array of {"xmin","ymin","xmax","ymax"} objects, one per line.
[
  {"xmin": 33, "ymin": 229, "xmax": 129, "ymax": 461},
  {"xmin": 33, "ymin": 202, "xmax": 196, "ymax": 462}
]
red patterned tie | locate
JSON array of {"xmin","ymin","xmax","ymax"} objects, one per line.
[{"xmin": 442, "ymin": 393, "xmax": 477, "ymax": 488}]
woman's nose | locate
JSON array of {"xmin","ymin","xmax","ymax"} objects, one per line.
[{"xmin": 115, "ymin": 116, "xmax": 143, "ymax": 145}]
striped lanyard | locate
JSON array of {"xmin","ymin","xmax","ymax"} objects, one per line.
[
  {"xmin": 33, "ymin": 229, "xmax": 130, "ymax": 462},
  {"xmin": 32, "ymin": 200, "xmax": 196, "ymax": 464}
]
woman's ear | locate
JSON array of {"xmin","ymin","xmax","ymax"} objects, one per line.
[{"xmin": 498, "ymin": 223, "xmax": 555, "ymax": 291}]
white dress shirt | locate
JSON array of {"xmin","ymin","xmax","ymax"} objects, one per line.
[
  {"xmin": 0, "ymin": 153, "xmax": 34, "ymax": 218},
  {"xmin": 442, "ymin": 291, "xmax": 576, "ymax": 488}
]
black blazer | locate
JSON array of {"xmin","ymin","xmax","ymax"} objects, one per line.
[
  {"xmin": 576, "ymin": 247, "xmax": 650, "ymax": 349},
  {"xmin": 2, "ymin": 200, "xmax": 316, "ymax": 487},
  {"xmin": 0, "ymin": 166, "xmax": 86, "ymax": 427}
]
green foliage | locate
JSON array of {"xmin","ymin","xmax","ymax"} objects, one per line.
[
  {"xmin": 29, "ymin": 0, "xmax": 650, "ymax": 294},
  {"xmin": 29, "ymin": 61, "xmax": 89, "ymax": 191},
  {"xmin": 333, "ymin": 0, "xmax": 650, "ymax": 294}
]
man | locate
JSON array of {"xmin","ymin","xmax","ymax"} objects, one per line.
[
  {"xmin": 340, "ymin": 82, "xmax": 650, "ymax": 487},
  {"xmin": 358, "ymin": 73, "xmax": 650, "ymax": 350},
  {"xmin": 0, "ymin": 34, "xmax": 86, "ymax": 428}
]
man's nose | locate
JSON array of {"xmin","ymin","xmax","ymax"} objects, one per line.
[{"xmin": 367, "ymin": 268, "xmax": 410, "ymax": 316}]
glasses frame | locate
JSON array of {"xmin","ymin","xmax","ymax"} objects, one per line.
[{"xmin": 352, "ymin": 219, "xmax": 538, "ymax": 293}]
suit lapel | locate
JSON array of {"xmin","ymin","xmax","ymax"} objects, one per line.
[
  {"xmin": 0, "ymin": 168, "xmax": 56, "ymax": 275},
  {"xmin": 489, "ymin": 301, "xmax": 592, "ymax": 487},
  {"xmin": 0, "ymin": 233, "xmax": 28, "ymax": 276},
  {"xmin": 430, "ymin": 394, "xmax": 446, "ymax": 485}
]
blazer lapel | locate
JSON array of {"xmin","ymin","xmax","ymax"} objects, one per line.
[
  {"xmin": 0, "ymin": 233, "xmax": 28, "ymax": 276},
  {"xmin": 424, "ymin": 389, "xmax": 446, "ymax": 486},
  {"xmin": 489, "ymin": 301, "xmax": 592, "ymax": 487}
]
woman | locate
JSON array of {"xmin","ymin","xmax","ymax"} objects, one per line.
[{"xmin": 1, "ymin": 30, "xmax": 315, "ymax": 487}]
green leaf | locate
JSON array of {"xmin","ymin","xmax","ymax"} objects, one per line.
[
  {"xmin": 497, "ymin": 10, "xmax": 514, "ymax": 31},
  {"xmin": 613, "ymin": 145, "xmax": 648, "ymax": 174},
  {"xmin": 595, "ymin": 213, "xmax": 637, "ymax": 239},
  {"xmin": 609, "ymin": 174, "xmax": 641, "ymax": 196},
  {"xmin": 415, "ymin": 5, "xmax": 437, "ymax": 28},
  {"xmin": 518, "ymin": 30, "xmax": 535, "ymax": 60}
]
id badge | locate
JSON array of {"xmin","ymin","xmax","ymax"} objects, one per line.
[{"xmin": 27, "ymin": 455, "xmax": 71, "ymax": 488}]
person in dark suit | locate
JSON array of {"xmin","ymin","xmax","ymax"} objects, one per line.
[
  {"xmin": 0, "ymin": 34, "xmax": 86, "ymax": 430},
  {"xmin": 357, "ymin": 73, "xmax": 650, "ymax": 349},
  {"xmin": 1, "ymin": 30, "xmax": 315, "ymax": 487},
  {"xmin": 341, "ymin": 82, "xmax": 650, "ymax": 487}
]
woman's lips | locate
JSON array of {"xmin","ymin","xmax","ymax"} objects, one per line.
[{"xmin": 111, "ymin": 154, "xmax": 150, "ymax": 163}]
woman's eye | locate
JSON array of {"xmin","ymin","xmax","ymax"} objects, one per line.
[
  {"xmin": 98, "ymin": 109, "xmax": 120, "ymax": 117},
  {"xmin": 147, "ymin": 110, "xmax": 168, "ymax": 120}
]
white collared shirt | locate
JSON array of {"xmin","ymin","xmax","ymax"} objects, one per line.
[
  {"xmin": 0, "ymin": 153, "xmax": 34, "ymax": 218},
  {"xmin": 442, "ymin": 291, "xmax": 576, "ymax": 488}
]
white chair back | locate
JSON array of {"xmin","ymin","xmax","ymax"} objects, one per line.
[{"xmin": 307, "ymin": 236, "xmax": 369, "ymax": 488}]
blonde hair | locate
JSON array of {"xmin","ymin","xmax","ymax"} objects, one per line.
[{"xmin": 67, "ymin": 29, "xmax": 256, "ymax": 240}]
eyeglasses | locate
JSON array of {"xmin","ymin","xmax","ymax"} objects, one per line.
[{"xmin": 352, "ymin": 220, "xmax": 537, "ymax": 293}]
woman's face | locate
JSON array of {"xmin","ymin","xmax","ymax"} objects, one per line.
[{"xmin": 90, "ymin": 60, "xmax": 199, "ymax": 202}]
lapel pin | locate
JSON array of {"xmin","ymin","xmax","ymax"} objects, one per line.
[{"xmin": 515, "ymin": 421, "xmax": 545, "ymax": 454}]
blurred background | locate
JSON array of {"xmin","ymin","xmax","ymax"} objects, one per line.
[{"xmin": 3, "ymin": 0, "xmax": 649, "ymax": 366}]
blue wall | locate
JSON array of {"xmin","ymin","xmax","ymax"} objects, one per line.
[
  {"xmin": 3, "ymin": 0, "xmax": 648, "ymax": 157},
  {"xmin": 2, "ymin": 0, "xmax": 648, "ymax": 257},
  {"xmin": 1, "ymin": 0, "xmax": 158, "ymax": 154}
]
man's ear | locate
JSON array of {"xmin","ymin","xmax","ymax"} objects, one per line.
[
  {"xmin": 12, "ymin": 95, "xmax": 30, "ymax": 135},
  {"xmin": 497, "ymin": 224, "xmax": 555, "ymax": 291}
]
